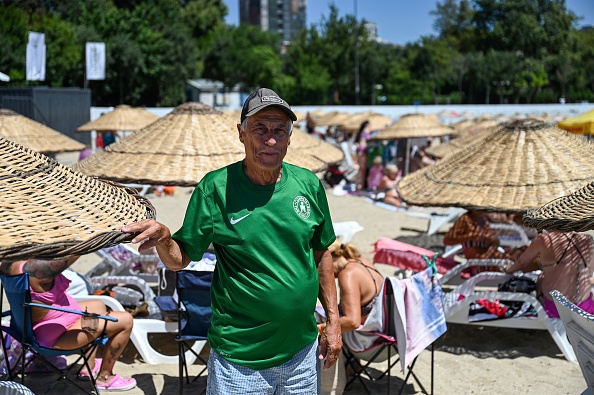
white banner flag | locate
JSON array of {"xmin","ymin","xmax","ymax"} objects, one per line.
[
  {"xmin": 26, "ymin": 31, "xmax": 46, "ymax": 81},
  {"xmin": 86, "ymin": 42, "xmax": 106, "ymax": 80}
]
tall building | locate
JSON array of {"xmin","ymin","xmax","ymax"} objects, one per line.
[{"xmin": 239, "ymin": 0, "xmax": 306, "ymax": 45}]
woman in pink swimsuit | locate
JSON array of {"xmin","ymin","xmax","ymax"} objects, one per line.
[
  {"xmin": 0, "ymin": 257, "xmax": 136, "ymax": 391},
  {"xmin": 506, "ymin": 231, "xmax": 594, "ymax": 317}
]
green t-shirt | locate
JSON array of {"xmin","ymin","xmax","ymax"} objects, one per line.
[{"xmin": 172, "ymin": 161, "xmax": 336, "ymax": 370}]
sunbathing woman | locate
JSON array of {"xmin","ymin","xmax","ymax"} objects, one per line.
[
  {"xmin": 0, "ymin": 257, "xmax": 136, "ymax": 391},
  {"xmin": 505, "ymin": 231, "xmax": 594, "ymax": 317},
  {"xmin": 318, "ymin": 241, "xmax": 384, "ymax": 333},
  {"xmin": 376, "ymin": 164, "xmax": 404, "ymax": 208}
]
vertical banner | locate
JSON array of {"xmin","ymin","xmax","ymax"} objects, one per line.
[
  {"xmin": 26, "ymin": 31, "xmax": 46, "ymax": 81},
  {"xmin": 86, "ymin": 42, "xmax": 106, "ymax": 80}
]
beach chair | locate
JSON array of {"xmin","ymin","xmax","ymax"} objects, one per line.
[
  {"xmin": 552, "ymin": 290, "xmax": 594, "ymax": 394},
  {"xmin": 406, "ymin": 207, "xmax": 467, "ymax": 235},
  {"xmin": 0, "ymin": 272, "xmax": 117, "ymax": 394},
  {"xmin": 341, "ymin": 268, "xmax": 446, "ymax": 394},
  {"xmin": 154, "ymin": 270, "xmax": 212, "ymax": 395},
  {"xmin": 440, "ymin": 260, "xmax": 577, "ymax": 363},
  {"xmin": 86, "ymin": 244, "xmax": 160, "ymax": 283}
]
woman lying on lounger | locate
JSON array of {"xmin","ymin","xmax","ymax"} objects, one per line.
[
  {"xmin": 505, "ymin": 231, "xmax": 594, "ymax": 317},
  {"xmin": 0, "ymin": 257, "xmax": 136, "ymax": 391}
]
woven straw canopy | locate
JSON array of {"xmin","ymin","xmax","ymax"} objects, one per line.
[
  {"xmin": 524, "ymin": 183, "xmax": 594, "ymax": 232},
  {"xmin": 76, "ymin": 104, "xmax": 159, "ymax": 132},
  {"xmin": 396, "ymin": 119, "xmax": 594, "ymax": 214},
  {"xmin": 313, "ymin": 111, "xmax": 353, "ymax": 127},
  {"xmin": 72, "ymin": 102, "xmax": 325, "ymax": 186},
  {"xmin": 370, "ymin": 113, "xmax": 455, "ymax": 140},
  {"xmin": 338, "ymin": 112, "xmax": 394, "ymax": 132},
  {"xmin": 290, "ymin": 128, "xmax": 344, "ymax": 164},
  {"xmin": 0, "ymin": 137, "xmax": 155, "ymax": 261},
  {"xmin": 425, "ymin": 126, "xmax": 496, "ymax": 159},
  {"xmin": 0, "ymin": 109, "xmax": 85, "ymax": 154}
]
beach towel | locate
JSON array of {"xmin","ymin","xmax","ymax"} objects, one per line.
[
  {"xmin": 373, "ymin": 237, "xmax": 458, "ymax": 274},
  {"xmin": 342, "ymin": 268, "xmax": 447, "ymax": 373},
  {"xmin": 396, "ymin": 268, "xmax": 447, "ymax": 370}
]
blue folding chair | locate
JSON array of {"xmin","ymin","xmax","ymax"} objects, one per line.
[
  {"xmin": 0, "ymin": 272, "xmax": 117, "ymax": 394},
  {"xmin": 156, "ymin": 269, "xmax": 212, "ymax": 395}
]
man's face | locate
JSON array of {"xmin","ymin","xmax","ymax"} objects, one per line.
[{"xmin": 238, "ymin": 107, "xmax": 292, "ymax": 171}]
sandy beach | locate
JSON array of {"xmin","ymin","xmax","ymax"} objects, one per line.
[{"xmin": 18, "ymin": 164, "xmax": 586, "ymax": 394}]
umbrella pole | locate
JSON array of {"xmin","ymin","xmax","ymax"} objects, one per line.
[{"xmin": 404, "ymin": 138, "xmax": 411, "ymax": 176}]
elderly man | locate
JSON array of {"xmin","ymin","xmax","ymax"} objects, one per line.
[{"xmin": 122, "ymin": 88, "xmax": 341, "ymax": 394}]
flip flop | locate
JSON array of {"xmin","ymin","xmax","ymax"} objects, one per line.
[
  {"xmin": 96, "ymin": 374, "xmax": 137, "ymax": 391},
  {"xmin": 78, "ymin": 358, "xmax": 102, "ymax": 381}
]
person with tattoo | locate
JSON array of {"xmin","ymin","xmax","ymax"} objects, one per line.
[{"xmin": 0, "ymin": 257, "xmax": 136, "ymax": 391}]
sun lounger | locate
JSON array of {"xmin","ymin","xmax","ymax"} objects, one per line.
[
  {"xmin": 552, "ymin": 290, "xmax": 594, "ymax": 393},
  {"xmin": 440, "ymin": 259, "xmax": 577, "ymax": 363},
  {"xmin": 333, "ymin": 221, "xmax": 364, "ymax": 243},
  {"xmin": 406, "ymin": 207, "xmax": 467, "ymax": 235}
]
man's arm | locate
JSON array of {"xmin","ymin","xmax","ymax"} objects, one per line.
[
  {"xmin": 314, "ymin": 249, "xmax": 342, "ymax": 370},
  {"xmin": 121, "ymin": 219, "xmax": 191, "ymax": 271}
]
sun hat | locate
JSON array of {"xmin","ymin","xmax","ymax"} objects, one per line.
[{"xmin": 240, "ymin": 88, "xmax": 297, "ymax": 123}]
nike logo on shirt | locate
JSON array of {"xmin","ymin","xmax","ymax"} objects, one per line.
[{"xmin": 230, "ymin": 213, "xmax": 251, "ymax": 225}]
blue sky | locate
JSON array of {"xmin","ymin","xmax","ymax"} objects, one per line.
[{"xmin": 224, "ymin": 0, "xmax": 594, "ymax": 46}]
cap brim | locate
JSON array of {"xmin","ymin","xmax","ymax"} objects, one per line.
[{"xmin": 245, "ymin": 104, "xmax": 297, "ymax": 122}]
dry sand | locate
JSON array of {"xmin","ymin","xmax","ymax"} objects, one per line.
[{"xmin": 22, "ymin": 180, "xmax": 586, "ymax": 394}]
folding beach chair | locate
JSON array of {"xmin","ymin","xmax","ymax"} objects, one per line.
[
  {"xmin": 342, "ymin": 269, "xmax": 446, "ymax": 394},
  {"xmin": 0, "ymin": 272, "xmax": 117, "ymax": 394},
  {"xmin": 155, "ymin": 269, "xmax": 212, "ymax": 395}
]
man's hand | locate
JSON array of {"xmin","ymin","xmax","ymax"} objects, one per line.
[
  {"xmin": 319, "ymin": 319, "xmax": 342, "ymax": 370},
  {"xmin": 121, "ymin": 219, "xmax": 172, "ymax": 252}
]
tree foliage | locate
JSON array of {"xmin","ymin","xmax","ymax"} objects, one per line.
[{"xmin": 0, "ymin": 0, "xmax": 591, "ymax": 106}]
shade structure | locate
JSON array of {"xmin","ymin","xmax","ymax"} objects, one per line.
[
  {"xmin": 0, "ymin": 109, "xmax": 85, "ymax": 154},
  {"xmin": 425, "ymin": 126, "xmax": 497, "ymax": 159},
  {"xmin": 396, "ymin": 119, "xmax": 594, "ymax": 214},
  {"xmin": 290, "ymin": 127, "xmax": 344, "ymax": 165},
  {"xmin": 557, "ymin": 108, "xmax": 594, "ymax": 135},
  {"xmin": 369, "ymin": 113, "xmax": 455, "ymax": 140},
  {"xmin": 313, "ymin": 111, "xmax": 353, "ymax": 127},
  {"xmin": 76, "ymin": 104, "xmax": 159, "ymax": 132},
  {"xmin": 0, "ymin": 137, "xmax": 155, "ymax": 261},
  {"xmin": 72, "ymin": 102, "xmax": 325, "ymax": 186},
  {"xmin": 523, "ymin": 183, "xmax": 594, "ymax": 232},
  {"xmin": 338, "ymin": 112, "xmax": 394, "ymax": 132}
]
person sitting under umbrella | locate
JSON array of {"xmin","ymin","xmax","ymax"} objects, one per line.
[
  {"xmin": 505, "ymin": 231, "xmax": 594, "ymax": 317},
  {"xmin": 0, "ymin": 257, "xmax": 136, "ymax": 391}
]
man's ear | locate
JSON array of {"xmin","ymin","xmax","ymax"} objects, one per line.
[{"xmin": 237, "ymin": 123, "xmax": 244, "ymax": 143}]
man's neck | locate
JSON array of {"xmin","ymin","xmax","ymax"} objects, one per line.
[{"xmin": 243, "ymin": 164, "xmax": 282, "ymax": 186}]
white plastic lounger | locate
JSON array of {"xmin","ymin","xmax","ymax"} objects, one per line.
[{"xmin": 440, "ymin": 259, "xmax": 577, "ymax": 363}]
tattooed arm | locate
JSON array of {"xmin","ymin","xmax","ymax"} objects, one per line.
[{"xmin": 0, "ymin": 256, "xmax": 79, "ymax": 279}]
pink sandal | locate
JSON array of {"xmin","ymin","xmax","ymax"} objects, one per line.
[
  {"xmin": 96, "ymin": 374, "xmax": 137, "ymax": 391},
  {"xmin": 78, "ymin": 358, "xmax": 102, "ymax": 381}
]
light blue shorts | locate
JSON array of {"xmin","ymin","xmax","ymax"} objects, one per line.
[{"xmin": 206, "ymin": 340, "xmax": 320, "ymax": 395}]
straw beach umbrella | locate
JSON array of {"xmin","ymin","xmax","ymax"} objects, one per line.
[
  {"xmin": 0, "ymin": 109, "xmax": 85, "ymax": 154},
  {"xmin": 397, "ymin": 119, "xmax": 594, "ymax": 214},
  {"xmin": 338, "ymin": 112, "xmax": 393, "ymax": 133},
  {"xmin": 0, "ymin": 137, "xmax": 155, "ymax": 261},
  {"xmin": 76, "ymin": 104, "xmax": 159, "ymax": 132},
  {"xmin": 72, "ymin": 102, "xmax": 325, "ymax": 186},
  {"xmin": 425, "ymin": 125, "xmax": 497, "ymax": 159},
  {"xmin": 290, "ymin": 127, "xmax": 344, "ymax": 165},
  {"xmin": 523, "ymin": 183, "xmax": 594, "ymax": 232},
  {"xmin": 370, "ymin": 113, "xmax": 456, "ymax": 174}
]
